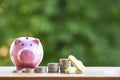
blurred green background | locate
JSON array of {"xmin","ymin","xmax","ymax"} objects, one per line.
[{"xmin": 0, "ymin": 0, "xmax": 120, "ymax": 66}]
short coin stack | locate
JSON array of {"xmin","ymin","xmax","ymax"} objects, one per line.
[
  {"xmin": 34, "ymin": 66, "xmax": 47, "ymax": 73},
  {"xmin": 22, "ymin": 68, "xmax": 34, "ymax": 73},
  {"xmin": 47, "ymin": 63, "xmax": 59, "ymax": 73}
]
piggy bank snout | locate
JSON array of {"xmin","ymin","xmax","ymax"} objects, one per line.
[
  {"xmin": 21, "ymin": 50, "xmax": 34, "ymax": 57},
  {"xmin": 19, "ymin": 50, "xmax": 35, "ymax": 64}
]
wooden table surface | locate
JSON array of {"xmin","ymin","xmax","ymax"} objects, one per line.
[{"xmin": 0, "ymin": 66, "xmax": 120, "ymax": 80}]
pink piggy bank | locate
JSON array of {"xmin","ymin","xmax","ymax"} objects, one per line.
[{"xmin": 10, "ymin": 37, "xmax": 44, "ymax": 70}]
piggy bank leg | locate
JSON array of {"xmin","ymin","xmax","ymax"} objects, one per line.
[
  {"xmin": 29, "ymin": 64, "xmax": 38, "ymax": 69},
  {"xmin": 16, "ymin": 65, "xmax": 24, "ymax": 70},
  {"xmin": 33, "ymin": 65, "xmax": 38, "ymax": 69}
]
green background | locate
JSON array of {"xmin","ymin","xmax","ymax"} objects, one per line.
[{"xmin": 0, "ymin": 0, "xmax": 120, "ymax": 66}]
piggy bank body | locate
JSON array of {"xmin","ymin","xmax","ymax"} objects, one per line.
[{"xmin": 10, "ymin": 37, "xmax": 43, "ymax": 70}]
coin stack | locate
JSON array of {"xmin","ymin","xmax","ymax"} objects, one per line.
[
  {"xmin": 34, "ymin": 66, "xmax": 47, "ymax": 73},
  {"xmin": 22, "ymin": 68, "xmax": 34, "ymax": 73},
  {"xmin": 47, "ymin": 63, "xmax": 59, "ymax": 73},
  {"xmin": 59, "ymin": 59, "xmax": 71, "ymax": 73}
]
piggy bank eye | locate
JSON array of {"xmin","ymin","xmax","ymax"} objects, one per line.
[
  {"xmin": 21, "ymin": 43, "xmax": 24, "ymax": 46},
  {"xmin": 30, "ymin": 44, "xmax": 32, "ymax": 46}
]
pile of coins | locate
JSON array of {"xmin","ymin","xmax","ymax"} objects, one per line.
[
  {"xmin": 13, "ymin": 55, "xmax": 85, "ymax": 74},
  {"xmin": 47, "ymin": 63, "xmax": 59, "ymax": 73}
]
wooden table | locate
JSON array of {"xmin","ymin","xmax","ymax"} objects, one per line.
[{"xmin": 0, "ymin": 66, "xmax": 120, "ymax": 80}]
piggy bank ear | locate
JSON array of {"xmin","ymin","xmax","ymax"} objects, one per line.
[
  {"xmin": 32, "ymin": 39, "xmax": 40, "ymax": 45},
  {"xmin": 14, "ymin": 39, "xmax": 22, "ymax": 45}
]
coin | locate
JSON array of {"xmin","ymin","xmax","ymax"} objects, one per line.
[
  {"xmin": 59, "ymin": 59, "xmax": 69, "ymax": 67},
  {"xmin": 60, "ymin": 67, "xmax": 66, "ymax": 73},
  {"xmin": 48, "ymin": 68, "xmax": 59, "ymax": 73},
  {"xmin": 47, "ymin": 63, "xmax": 59, "ymax": 68}
]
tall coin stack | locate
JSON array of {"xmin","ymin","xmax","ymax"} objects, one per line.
[
  {"xmin": 47, "ymin": 63, "xmax": 59, "ymax": 73},
  {"xmin": 59, "ymin": 59, "xmax": 71, "ymax": 73}
]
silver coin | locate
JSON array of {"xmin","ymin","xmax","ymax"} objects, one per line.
[
  {"xmin": 48, "ymin": 68, "xmax": 59, "ymax": 73},
  {"xmin": 60, "ymin": 67, "xmax": 67, "ymax": 73},
  {"xmin": 48, "ymin": 68, "xmax": 59, "ymax": 71},
  {"xmin": 47, "ymin": 63, "xmax": 59, "ymax": 68},
  {"xmin": 59, "ymin": 59, "xmax": 68, "ymax": 65},
  {"xmin": 48, "ymin": 69, "xmax": 59, "ymax": 73},
  {"xmin": 59, "ymin": 59, "xmax": 71, "ymax": 68}
]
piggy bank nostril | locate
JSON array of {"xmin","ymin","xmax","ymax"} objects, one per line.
[{"xmin": 21, "ymin": 43, "xmax": 24, "ymax": 46}]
